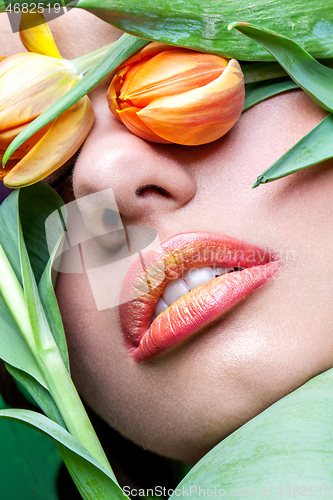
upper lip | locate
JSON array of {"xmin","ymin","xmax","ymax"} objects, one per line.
[{"xmin": 119, "ymin": 232, "xmax": 280, "ymax": 362}]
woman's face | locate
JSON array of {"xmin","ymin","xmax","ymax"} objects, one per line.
[{"xmin": 12, "ymin": 10, "xmax": 332, "ymax": 463}]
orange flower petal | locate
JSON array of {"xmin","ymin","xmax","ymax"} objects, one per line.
[
  {"xmin": 121, "ymin": 49, "xmax": 228, "ymax": 108},
  {"xmin": 0, "ymin": 159, "xmax": 17, "ymax": 180},
  {"xmin": 118, "ymin": 42, "xmax": 178, "ymax": 69},
  {"xmin": 4, "ymin": 97, "xmax": 94, "ymax": 188},
  {"xmin": 138, "ymin": 59, "xmax": 245, "ymax": 145},
  {"xmin": 117, "ymin": 106, "xmax": 171, "ymax": 143},
  {"xmin": 19, "ymin": 12, "xmax": 62, "ymax": 59},
  {"xmin": 0, "ymin": 54, "xmax": 77, "ymax": 129}
]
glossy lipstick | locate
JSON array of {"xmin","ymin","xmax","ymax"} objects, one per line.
[{"xmin": 119, "ymin": 232, "xmax": 280, "ymax": 361}]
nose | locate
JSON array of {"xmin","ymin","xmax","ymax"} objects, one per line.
[{"xmin": 73, "ymin": 87, "xmax": 197, "ymax": 225}]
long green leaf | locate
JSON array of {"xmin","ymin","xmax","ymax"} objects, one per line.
[
  {"xmin": 171, "ymin": 368, "xmax": 333, "ymax": 499},
  {"xmin": 242, "ymin": 62, "xmax": 286, "ymax": 84},
  {"xmin": 0, "ymin": 292, "xmax": 47, "ymax": 388},
  {"xmin": 230, "ymin": 22, "xmax": 333, "ymax": 112},
  {"xmin": 16, "ymin": 184, "xmax": 69, "ymax": 369},
  {"xmin": 0, "ymin": 409, "xmax": 128, "ymax": 500},
  {"xmin": 3, "ymin": 34, "xmax": 148, "ymax": 167},
  {"xmin": 0, "ymin": 395, "xmax": 61, "ymax": 500},
  {"xmin": 252, "ymin": 113, "xmax": 333, "ymax": 186},
  {"xmin": 68, "ymin": 0, "xmax": 333, "ymax": 61},
  {"xmin": 38, "ymin": 238, "xmax": 70, "ymax": 373},
  {"xmin": 0, "ymin": 189, "xmax": 48, "ymax": 387},
  {"xmin": 244, "ymin": 78, "xmax": 299, "ymax": 112},
  {"xmin": 5, "ymin": 364, "xmax": 66, "ymax": 428},
  {"xmin": 19, "ymin": 183, "xmax": 64, "ymax": 283}
]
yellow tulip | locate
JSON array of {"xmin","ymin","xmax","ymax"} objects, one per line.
[
  {"xmin": 0, "ymin": 12, "xmax": 94, "ymax": 188},
  {"xmin": 107, "ymin": 42, "xmax": 245, "ymax": 145}
]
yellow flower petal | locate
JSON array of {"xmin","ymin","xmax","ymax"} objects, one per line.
[
  {"xmin": 4, "ymin": 97, "xmax": 95, "ymax": 188},
  {"xmin": 0, "ymin": 53, "xmax": 77, "ymax": 129},
  {"xmin": 19, "ymin": 12, "xmax": 62, "ymax": 59},
  {"xmin": 0, "ymin": 52, "xmax": 29, "ymax": 78},
  {"xmin": 0, "ymin": 121, "xmax": 52, "ymax": 159},
  {"xmin": 138, "ymin": 59, "xmax": 245, "ymax": 145}
]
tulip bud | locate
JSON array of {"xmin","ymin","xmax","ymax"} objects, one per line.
[
  {"xmin": 107, "ymin": 43, "xmax": 245, "ymax": 145},
  {"xmin": 0, "ymin": 12, "xmax": 95, "ymax": 188}
]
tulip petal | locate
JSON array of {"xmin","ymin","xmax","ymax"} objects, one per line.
[
  {"xmin": 0, "ymin": 159, "xmax": 17, "ymax": 180},
  {"xmin": 4, "ymin": 97, "xmax": 94, "ymax": 188},
  {"xmin": 118, "ymin": 41, "xmax": 178, "ymax": 69},
  {"xmin": 138, "ymin": 59, "xmax": 245, "ymax": 145},
  {"xmin": 19, "ymin": 12, "xmax": 62, "ymax": 59},
  {"xmin": 0, "ymin": 121, "xmax": 52, "ymax": 160},
  {"xmin": 121, "ymin": 49, "xmax": 228, "ymax": 108},
  {"xmin": 0, "ymin": 53, "xmax": 77, "ymax": 129},
  {"xmin": 0, "ymin": 52, "xmax": 30, "ymax": 78},
  {"xmin": 117, "ymin": 106, "xmax": 171, "ymax": 143}
]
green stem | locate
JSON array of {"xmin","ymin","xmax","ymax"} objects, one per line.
[{"xmin": 70, "ymin": 43, "xmax": 115, "ymax": 75}]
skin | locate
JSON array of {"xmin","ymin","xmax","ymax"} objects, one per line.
[{"xmin": 2, "ymin": 11, "xmax": 333, "ymax": 464}]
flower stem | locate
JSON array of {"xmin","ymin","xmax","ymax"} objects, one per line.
[{"xmin": 70, "ymin": 43, "xmax": 116, "ymax": 75}]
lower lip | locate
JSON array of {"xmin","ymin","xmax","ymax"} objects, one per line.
[
  {"xmin": 119, "ymin": 233, "xmax": 280, "ymax": 362},
  {"xmin": 129, "ymin": 261, "xmax": 279, "ymax": 361}
]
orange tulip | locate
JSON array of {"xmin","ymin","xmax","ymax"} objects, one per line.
[
  {"xmin": 107, "ymin": 42, "xmax": 245, "ymax": 145},
  {"xmin": 0, "ymin": 12, "xmax": 94, "ymax": 188}
]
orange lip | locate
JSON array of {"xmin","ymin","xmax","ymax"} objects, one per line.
[{"xmin": 119, "ymin": 232, "xmax": 280, "ymax": 361}]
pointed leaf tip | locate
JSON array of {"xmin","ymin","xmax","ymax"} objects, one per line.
[{"xmin": 252, "ymin": 177, "xmax": 263, "ymax": 188}]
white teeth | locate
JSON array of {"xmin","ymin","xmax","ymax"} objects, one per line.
[
  {"xmin": 162, "ymin": 278, "xmax": 190, "ymax": 306},
  {"xmin": 153, "ymin": 265, "xmax": 244, "ymax": 320},
  {"xmin": 215, "ymin": 266, "xmax": 230, "ymax": 276},
  {"xmin": 183, "ymin": 266, "xmax": 215, "ymax": 290},
  {"xmin": 154, "ymin": 297, "xmax": 169, "ymax": 317}
]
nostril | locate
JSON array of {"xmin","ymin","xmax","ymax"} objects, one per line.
[
  {"xmin": 135, "ymin": 184, "xmax": 171, "ymax": 198},
  {"xmin": 103, "ymin": 208, "xmax": 122, "ymax": 228}
]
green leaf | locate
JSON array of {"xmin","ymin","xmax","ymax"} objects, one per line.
[
  {"xmin": 171, "ymin": 368, "xmax": 333, "ymax": 499},
  {"xmin": 3, "ymin": 34, "xmax": 148, "ymax": 167},
  {"xmin": 19, "ymin": 183, "xmax": 64, "ymax": 283},
  {"xmin": 0, "ymin": 395, "xmax": 62, "ymax": 500},
  {"xmin": 18, "ymin": 202, "xmax": 58, "ymax": 356},
  {"xmin": 38, "ymin": 238, "xmax": 70, "ymax": 373},
  {"xmin": 0, "ymin": 189, "xmax": 48, "ymax": 387},
  {"xmin": 244, "ymin": 78, "xmax": 299, "ymax": 112},
  {"xmin": 242, "ymin": 61, "xmax": 287, "ymax": 84},
  {"xmin": 0, "ymin": 409, "xmax": 129, "ymax": 500},
  {"xmin": 0, "ymin": 190, "xmax": 23, "ymax": 284},
  {"xmin": 252, "ymin": 113, "xmax": 333, "ymax": 186},
  {"xmin": 230, "ymin": 22, "xmax": 333, "ymax": 112},
  {"xmin": 0, "ymin": 291, "xmax": 47, "ymax": 388},
  {"xmin": 5, "ymin": 364, "xmax": 66, "ymax": 428},
  {"xmin": 69, "ymin": 0, "xmax": 333, "ymax": 61}
]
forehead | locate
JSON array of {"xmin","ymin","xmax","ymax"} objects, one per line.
[{"xmin": 0, "ymin": 10, "xmax": 122, "ymax": 58}]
